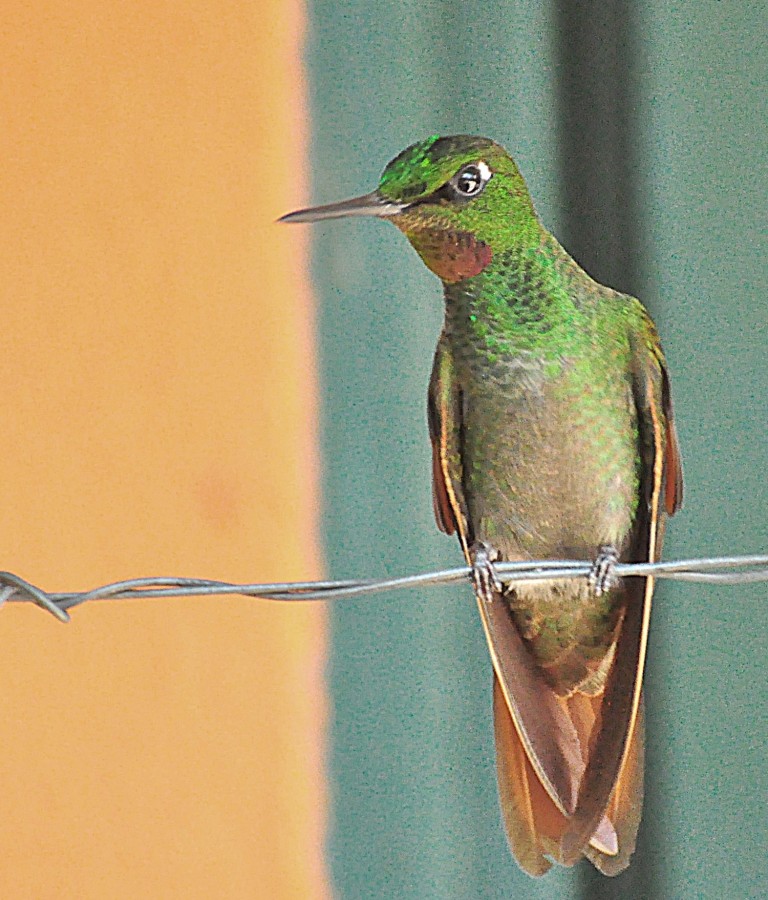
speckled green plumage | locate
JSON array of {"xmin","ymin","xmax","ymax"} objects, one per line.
[
  {"xmin": 441, "ymin": 235, "xmax": 649, "ymax": 689},
  {"xmin": 280, "ymin": 134, "xmax": 683, "ymax": 877},
  {"xmin": 388, "ymin": 138, "xmax": 661, "ymax": 691},
  {"xmin": 380, "ymin": 137, "xmax": 680, "ymax": 873}
]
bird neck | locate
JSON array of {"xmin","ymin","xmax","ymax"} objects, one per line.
[{"xmin": 442, "ymin": 231, "xmax": 593, "ymax": 361}]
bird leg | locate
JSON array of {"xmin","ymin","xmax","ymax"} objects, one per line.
[
  {"xmin": 470, "ymin": 541, "xmax": 503, "ymax": 603},
  {"xmin": 589, "ymin": 544, "xmax": 620, "ymax": 596}
]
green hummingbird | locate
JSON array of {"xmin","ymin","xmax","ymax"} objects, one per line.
[{"xmin": 280, "ymin": 135, "xmax": 683, "ymax": 877}]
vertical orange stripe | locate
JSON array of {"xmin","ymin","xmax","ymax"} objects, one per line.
[{"xmin": 0, "ymin": 2, "xmax": 327, "ymax": 897}]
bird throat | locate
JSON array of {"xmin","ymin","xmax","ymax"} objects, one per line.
[{"xmin": 400, "ymin": 225, "xmax": 493, "ymax": 283}]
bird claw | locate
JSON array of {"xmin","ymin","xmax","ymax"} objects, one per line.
[
  {"xmin": 471, "ymin": 541, "xmax": 503, "ymax": 603},
  {"xmin": 589, "ymin": 545, "xmax": 620, "ymax": 596}
]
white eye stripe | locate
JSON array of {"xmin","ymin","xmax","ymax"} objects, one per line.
[{"xmin": 476, "ymin": 161, "xmax": 492, "ymax": 182}]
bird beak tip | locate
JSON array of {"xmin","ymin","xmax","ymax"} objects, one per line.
[
  {"xmin": 277, "ymin": 192, "xmax": 404, "ymax": 224},
  {"xmin": 276, "ymin": 210, "xmax": 312, "ymax": 225}
]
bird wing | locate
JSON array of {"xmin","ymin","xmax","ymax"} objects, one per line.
[
  {"xmin": 427, "ymin": 333, "xmax": 469, "ymax": 547},
  {"xmin": 559, "ymin": 314, "xmax": 684, "ymax": 870},
  {"xmin": 429, "ymin": 335, "xmax": 585, "ymax": 873}
]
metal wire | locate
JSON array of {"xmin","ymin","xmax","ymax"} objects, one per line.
[{"xmin": 1, "ymin": 554, "xmax": 766, "ymax": 623}]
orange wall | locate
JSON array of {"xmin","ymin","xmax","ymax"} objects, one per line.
[{"xmin": 0, "ymin": 2, "xmax": 326, "ymax": 897}]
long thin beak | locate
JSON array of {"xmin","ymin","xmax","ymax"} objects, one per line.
[{"xmin": 277, "ymin": 191, "xmax": 404, "ymax": 224}]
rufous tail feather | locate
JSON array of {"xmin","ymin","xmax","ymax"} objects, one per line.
[{"xmin": 493, "ymin": 676, "xmax": 645, "ymax": 875}]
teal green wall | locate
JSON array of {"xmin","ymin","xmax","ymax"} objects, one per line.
[
  {"xmin": 305, "ymin": 2, "xmax": 767, "ymax": 897},
  {"xmin": 633, "ymin": 5, "xmax": 768, "ymax": 897}
]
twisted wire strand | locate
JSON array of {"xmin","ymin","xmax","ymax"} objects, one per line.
[{"xmin": 1, "ymin": 554, "xmax": 766, "ymax": 623}]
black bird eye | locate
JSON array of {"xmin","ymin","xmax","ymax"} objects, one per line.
[{"xmin": 451, "ymin": 163, "xmax": 489, "ymax": 198}]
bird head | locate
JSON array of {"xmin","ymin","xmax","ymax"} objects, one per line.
[{"xmin": 280, "ymin": 135, "xmax": 540, "ymax": 283}]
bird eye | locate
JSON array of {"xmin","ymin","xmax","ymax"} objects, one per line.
[{"xmin": 451, "ymin": 163, "xmax": 490, "ymax": 198}]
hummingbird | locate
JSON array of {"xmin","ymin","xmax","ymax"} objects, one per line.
[{"xmin": 280, "ymin": 135, "xmax": 683, "ymax": 876}]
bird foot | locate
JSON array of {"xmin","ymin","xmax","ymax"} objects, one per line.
[
  {"xmin": 589, "ymin": 545, "xmax": 620, "ymax": 596},
  {"xmin": 470, "ymin": 541, "xmax": 503, "ymax": 603}
]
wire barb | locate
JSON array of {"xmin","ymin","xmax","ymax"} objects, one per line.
[{"xmin": 0, "ymin": 554, "xmax": 766, "ymax": 623}]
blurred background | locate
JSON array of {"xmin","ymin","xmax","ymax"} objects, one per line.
[{"xmin": 1, "ymin": 1, "xmax": 766, "ymax": 898}]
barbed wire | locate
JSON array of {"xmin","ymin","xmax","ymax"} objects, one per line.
[{"xmin": 1, "ymin": 553, "xmax": 766, "ymax": 623}]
